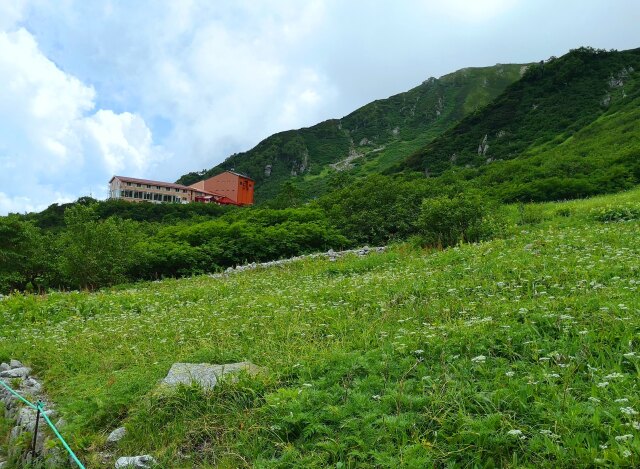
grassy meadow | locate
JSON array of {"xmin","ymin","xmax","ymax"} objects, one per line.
[{"xmin": 1, "ymin": 188, "xmax": 640, "ymax": 467}]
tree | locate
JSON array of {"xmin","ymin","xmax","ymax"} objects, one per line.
[
  {"xmin": 58, "ymin": 204, "xmax": 141, "ymax": 289},
  {"xmin": 0, "ymin": 217, "xmax": 52, "ymax": 293}
]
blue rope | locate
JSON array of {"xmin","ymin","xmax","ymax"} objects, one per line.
[{"xmin": 0, "ymin": 378, "xmax": 86, "ymax": 469}]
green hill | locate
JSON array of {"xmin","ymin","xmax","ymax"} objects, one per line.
[
  {"xmin": 2, "ymin": 188, "xmax": 639, "ymax": 467},
  {"xmin": 176, "ymin": 64, "xmax": 527, "ymax": 201},
  {"xmin": 399, "ymin": 47, "xmax": 640, "ymax": 200}
]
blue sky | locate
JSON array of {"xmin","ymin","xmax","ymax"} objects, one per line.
[{"xmin": 0, "ymin": 0, "xmax": 638, "ymax": 214}]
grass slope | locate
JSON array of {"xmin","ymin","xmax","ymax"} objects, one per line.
[
  {"xmin": 1, "ymin": 189, "xmax": 640, "ymax": 467},
  {"xmin": 176, "ymin": 64, "xmax": 525, "ymax": 202},
  {"xmin": 401, "ymin": 47, "xmax": 640, "ymax": 179}
]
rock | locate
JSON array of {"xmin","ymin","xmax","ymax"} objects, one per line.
[
  {"xmin": 21, "ymin": 377, "xmax": 42, "ymax": 393},
  {"xmin": 115, "ymin": 455, "xmax": 156, "ymax": 468},
  {"xmin": 0, "ymin": 460, "xmax": 7, "ymax": 468},
  {"xmin": 478, "ymin": 134, "xmax": 489, "ymax": 156},
  {"xmin": 264, "ymin": 164, "xmax": 272, "ymax": 177},
  {"xmin": 9, "ymin": 360, "xmax": 23, "ymax": 369},
  {"xmin": 0, "ymin": 363, "xmax": 9, "ymax": 372},
  {"xmin": 17, "ymin": 407, "xmax": 38, "ymax": 431},
  {"xmin": 107, "ymin": 427, "xmax": 127, "ymax": 445},
  {"xmin": 162, "ymin": 362, "xmax": 261, "ymax": 390},
  {"xmin": 0, "ymin": 367, "xmax": 31, "ymax": 379}
]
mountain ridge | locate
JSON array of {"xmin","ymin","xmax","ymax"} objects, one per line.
[{"xmin": 176, "ymin": 63, "xmax": 527, "ymax": 200}]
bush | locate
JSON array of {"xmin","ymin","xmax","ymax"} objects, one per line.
[
  {"xmin": 592, "ymin": 204, "xmax": 640, "ymax": 222},
  {"xmin": 417, "ymin": 193, "xmax": 495, "ymax": 247}
]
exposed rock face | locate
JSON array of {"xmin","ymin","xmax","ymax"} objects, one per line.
[
  {"xmin": 162, "ymin": 362, "xmax": 261, "ymax": 390},
  {"xmin": 264, "ymin": 164, "xmax": 272, "ymax": 177},
  {"xmin": 115, "ymin": 455, "xmax": 156, "ymax": 468},
  {"xmin": 359, "ymin": 138, "xmax": 371, "ymax": 146},
  {"xmin": 392, "ymin": 126, "xmax": 400, "ymax": 136},
  {"xmin": 478, "ymin": 134, "xmax": 489, "ymax": 156}
]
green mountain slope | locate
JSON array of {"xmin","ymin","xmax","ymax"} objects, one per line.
[
  {"xmin": 400, "ymin": 47, "xmax": 640, "ymax": 199},
  {"xmin": 2, "ymin": 189, "xmax": 640, "ymax": 466},
  {"xmin": 177, "ymin": 64, "xmax": 527, "ymax": 201}
]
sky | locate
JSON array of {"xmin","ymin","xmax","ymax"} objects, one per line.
[{"xmin": 0, "ymin": 0, "xmax": 638, "ymax": 215}]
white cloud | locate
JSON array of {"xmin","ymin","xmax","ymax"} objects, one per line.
[
  {"xmin": 0, "ymin": 27, "xmax": 165, "ymax": 214},
  {"xmin": 0, "ymin": 0, "xmax": 28, "ymax": 30}
]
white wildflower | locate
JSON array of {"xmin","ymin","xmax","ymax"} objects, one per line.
[
  {"xmin": 622, "ymin": 449, "xmax": 632, "ymax": 458},
  {"xmin": 505, "ymin": 371, "xmax": 515, "ymax": 377},
  {"xmin": 471, "ymin": 355, "xmax": 486, "ymax": 363},
  {"xmin": 615, "ymin": 398, "xmax": 629, "ymax": 403},
  {"xmin": 621, "ymin": 407, "xmax": 638, "ymax": 415},
  {"xmin": 605, "ymin": 372, "xmax": 625, "ymax": 379},
  {"xmin": 597, "ymin": 382, "xmax": 609, "ymax": 388},
  {"xmin": 615, "ymin": 434, "xmax": 633, "ymax": 442}
]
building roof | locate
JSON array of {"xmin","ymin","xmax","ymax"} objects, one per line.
[
  {"xmin": 110, "ymin": 176, "xmax": 195, "ymax": 191},
  {"xmin": 223, "ymin": 170, "xmax": 254, "ymax": 181}
]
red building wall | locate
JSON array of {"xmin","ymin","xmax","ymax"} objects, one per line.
[{"xmin": 190, "ymin": 171, "xmax": 254, "ymax": 205}]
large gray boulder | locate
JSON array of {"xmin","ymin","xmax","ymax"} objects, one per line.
[
  {"xmin": 115, "ymin": 455, "xmax": 156, "ymax": 468},
  {"xmin": 162, "ymin": 362, "xmax": 261, "ymax": 390}
]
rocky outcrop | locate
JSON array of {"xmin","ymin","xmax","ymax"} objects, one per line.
[
  {"xmin": 264, "ymin": 164, "xmax": 272, "ymax": 177},
  {"xmin": 478, "ymin": 134, "xmax": 489, "ymax": 156}
]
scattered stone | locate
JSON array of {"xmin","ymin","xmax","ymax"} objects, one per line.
[
  {"xmin": 22, "ymin": 377, "xmax": 42, "ymax": 394},
  {"xmin": 0, "ymin": 363, "xmax": 9, "ymax": 372},
  {"xmin": 9, "ymin": 360, "xmax": 23, "ymax": 369},
  {"xmin": 115, "ymin": 455, "xmax": 156, "ymax": 468},
  {"xmin": 107, "ymin": 427, "xmax": 127, "ymax": 445},
  {"xmin": 0, "ymin": 367, "xmax": 31, "ymax": 379},
  {"xmin": 162, "ymin": 362, "xmax": 261, "ymax": 390}
]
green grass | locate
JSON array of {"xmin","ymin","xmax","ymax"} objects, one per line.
[{"xmin": 1, "ymin": 189, "xmax": 640, "ymax": 467}]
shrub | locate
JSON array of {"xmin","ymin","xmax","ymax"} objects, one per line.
[
  {"xmin": 592, "ymin": 204, "xmax": 640, "ymax": 222},
  {"xmin": 417, "ymin": 193, "xmax": 494, "ymax": 247}
]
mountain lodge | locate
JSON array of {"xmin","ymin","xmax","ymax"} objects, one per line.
[{"xmin": 108, "ymin": 171, "xmax": 254, "ymax": 206}]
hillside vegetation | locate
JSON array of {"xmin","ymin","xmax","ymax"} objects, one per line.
[
  {"xmin": 399, "ymin": 47, "xmax": 640, "ymax": 201},
  {"xmin": 1, "ymin": 188, "xmax": 639, "ymax": 467},
  {"xmin": 177, "ymin": 64, "xmax": 526, "ymax": 201}
]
